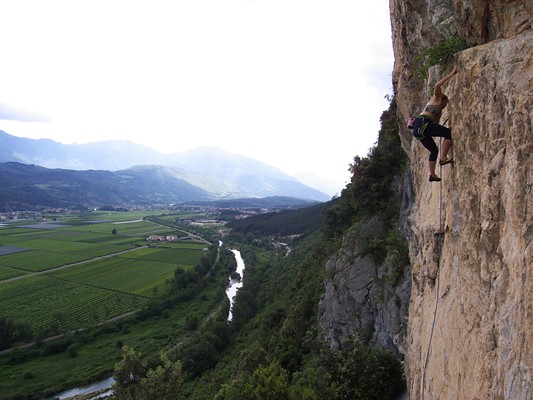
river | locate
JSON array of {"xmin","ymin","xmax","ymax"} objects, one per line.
[
  {"xmin": 53, "ymin": 248, "xmax": 245, "ymax": 399},
  {"xmin": 226, "ymin": 249, "xmax": 245, "ymax": 321}
]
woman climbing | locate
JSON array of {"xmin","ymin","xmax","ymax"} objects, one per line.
[{"xmin": 412, "ymin": 66, "xmax": 458, "ymax": 182}]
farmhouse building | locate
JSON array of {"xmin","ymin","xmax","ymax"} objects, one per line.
[{"xmin": 147, "ymin": 235, "xmax": 165, "ymax": 242}]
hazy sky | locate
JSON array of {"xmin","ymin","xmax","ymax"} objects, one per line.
[{"xmin": 0, "ymin": 0, "xmax": 394, "ymax": 196}]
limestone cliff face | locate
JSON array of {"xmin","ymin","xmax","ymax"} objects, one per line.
[
  {"xmin": 317, "ymin": 195, "xmax": 413, "ymax": 356},
  {"xmin": 390, "ymin": 1, "xmax": 532, "ymax": 399},
  {"xmin": 318, "ymin": 153, "xmax": 415, "ymax": 361}
]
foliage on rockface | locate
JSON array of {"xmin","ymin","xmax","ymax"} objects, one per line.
[
  {"xmin": 322, "ymin": 99, "xmax": 410, "ymax": 279},
  {"xmin": 414, "ymin": 35, "xmax": 468, "ymax": 78},
  {"xmin": 323, "ymin": 99, "xmax": 407, "ymax": 239}
]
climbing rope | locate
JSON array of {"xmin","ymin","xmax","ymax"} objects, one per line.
[{"xmin": 421, "ymin": 137, "xmax": 445, "ymax": 400}]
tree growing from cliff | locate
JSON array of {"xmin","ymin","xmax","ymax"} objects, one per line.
[{"xmin": 323, "ymin": 98, "xmax": 406, "ymax": 238}]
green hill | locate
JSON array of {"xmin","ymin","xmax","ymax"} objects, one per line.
[{"xmin": 0, "ymin": 163, "xmax": 213, "ymax": 211}]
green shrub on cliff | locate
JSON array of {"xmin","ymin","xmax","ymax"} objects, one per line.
[{"xmin": 415, "ymin": 35, "xmax": 468, "ymax": 78}]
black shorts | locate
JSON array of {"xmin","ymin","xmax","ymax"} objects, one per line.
[{"xmin": 412, "ymin": 116, "xmax": 452, "ymax": 161}]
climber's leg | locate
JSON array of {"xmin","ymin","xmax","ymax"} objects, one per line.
[
  {"xmin": 427, "ymin": 124, "xmax": 453, "ymax": 165},
  {"xmin": 420, "ymin": 136, "xmax": 440, "ymax": 181}
]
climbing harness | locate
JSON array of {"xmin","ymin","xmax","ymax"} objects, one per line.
[
  {"xmin": 412, "ymin": 115, "xmax": 431, "ymax": 141},
  {"xmin": 421, "ymin": 137, "xmax": 445, "ymax": 400},
  {"xmin": 412, "ymin": 116, "xmax": 449, "ymax": 142}
]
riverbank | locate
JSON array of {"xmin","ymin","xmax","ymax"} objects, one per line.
[{"xmin": 53, "ymin": 377, "xmax": 114, "ymax": 400}]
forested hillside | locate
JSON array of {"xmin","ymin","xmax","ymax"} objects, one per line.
[
  {"xmin": 226, "ymin": 201, "xmax": 327, "ymax": 238},
  {"xmin": 0, "ymin": 163, "xmax": 212, "ymax": 210}
]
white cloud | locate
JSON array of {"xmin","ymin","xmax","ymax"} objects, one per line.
[{"xmin": 0, "ymin": 0, "xmax": 393, "ymax": 196}]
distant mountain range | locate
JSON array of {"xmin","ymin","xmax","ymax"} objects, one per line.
[{"xmin": 0, "ymin": 130, "xmax": 330, "ymax": 210}]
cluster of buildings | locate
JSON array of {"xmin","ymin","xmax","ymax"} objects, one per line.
[{"xmin": 146, "ymin": 234, "xmax": 179, "ymax": 242}]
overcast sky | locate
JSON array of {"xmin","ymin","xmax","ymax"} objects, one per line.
[{"xmin": 0, "ymin": 0, "xmax": 394, "ymax": 196}]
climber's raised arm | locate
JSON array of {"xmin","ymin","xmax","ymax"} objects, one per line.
[{"xmin": 434, "ymin": 66, "xmax": 458, "ymax": 98}]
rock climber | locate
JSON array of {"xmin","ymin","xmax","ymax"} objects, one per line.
[{"xmin": 411, "ymin": 66, "xmax": 458, "ymax": 182}]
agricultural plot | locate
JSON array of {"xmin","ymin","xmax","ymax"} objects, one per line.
[
  {"xmin": 0, "ymin": 250, "xmax": 91, "ymax": 272},
  {"xmin": 93, "ymin": 236, "xmax": 148, "ymax": 246},
  {"xmin": 0, "ymin": 275, "xmax": 145, "ymax": 334},
  {"xmin": 27, "ymin": 229, "xmax": 147, "ymax": 246},
  {"xmin": 0, "ymin": 242, "xmax": 138, "ymax": 272},
  {"xmin": 30, "ymin": 230, "xmax": 114, "ymax": 242},
  {"xmin": 0, "ymin": 221, "xmax": 156, "ymax": 273},
  {"xmin": 0, "ymin": 229, "xmax": 51, "ymax": 245},
  {"xmin": 0, "ymin": 265, "xmax": 27, "ymax": 280},
  {"xmin": 49, "ymin": 256, "xmax": 180, "ymax": 297},
  {"xmin": 0, "ymin": 214, "xmax": 207, "ymax": 335},
  {"xmin": 158, "ymin": 242, "xmax": 208, "ymax": 250},
  {"xmin": 118, "ymin": 246, "xmax": 203, "ymax": 267},
  {"xmin": 0, "ymin": 245, "xmax": 30, "ymax": 256},
  {"xmin": 20, "ymin": 222, "xmax": 65, "ymax": 229},
  {"xmin": 1, "ymin": 238, "xmax": 124, "ymax": 253},
  {"xmin": 61, "ymin": 220, "xmax": 171, "ymax": 236}
]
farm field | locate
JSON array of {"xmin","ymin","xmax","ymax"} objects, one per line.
[
  {"xmin": 0, "ymin": 276, "xmax": 225, "ymax": 400},
  {"xmin": 0, "ymin": 211, "xmax": 206, "ymax": 336}
]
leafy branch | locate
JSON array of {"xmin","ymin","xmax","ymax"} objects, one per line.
[{"xmin": 415, "ymin": 35, "xmax": 468, "ymax": 79}]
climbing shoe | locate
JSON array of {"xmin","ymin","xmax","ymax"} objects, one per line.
[
  {"xmin": 429, "ymin": 175, "xmax": 441, "ymax": 182},
  {"xmin": 439, "ymin": 157, "xmax": 454, "ymax": 166}
]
